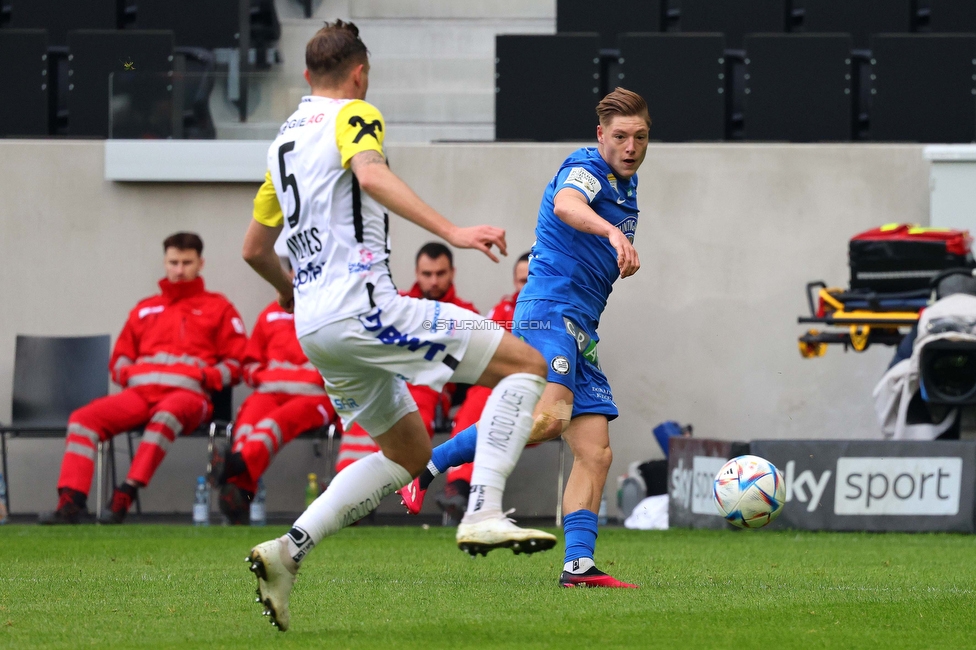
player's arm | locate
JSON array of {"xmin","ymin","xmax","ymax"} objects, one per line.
[
  {"xmin": 243, "ymin": 171, "xmax": 294, "ymax": 311},
  {"xmin": 337, "ymin": 100, "xmax": 506, "ymax": 262},
  {"xmin": 553, "ymin": 188, "xmax": 640, "ymax": 278},
  {"xmin": 351, "ymin": 151, "xmax": 507, "ymax": 263}
]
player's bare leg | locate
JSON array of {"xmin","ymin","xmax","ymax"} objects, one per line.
[
  {"xmin": 248, "ymin": 411, "xmax": 429, "ymax": 631},
  {"xmin": 559, "ymin": 414, "xmax": 637, "ymax": 588},
  {"xmin": 456, "ymin": 332, "xmax": 555, "ymax": 556}
]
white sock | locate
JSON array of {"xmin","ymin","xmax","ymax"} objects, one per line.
[
  {"xmin": 286, "ymin": 451, "xmax": 411, "ymax": 563},
  {"xmin": 564, "ymin": 557, "xmax": 596, "ymax": 574},
  {"xmin": 465, "ymin": 372, "xmax": 545, "ymax": 521},
  {"xmin": 425, "ymin": 460, "xmax": 440, "ymax": 477}
]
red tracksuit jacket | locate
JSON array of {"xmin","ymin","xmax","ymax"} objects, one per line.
[
  {"xmin": 243, "ymin": 302, "xmax": 326, "ymax": 396},
  {"xmin": 110, "ymin": 277, "xmax": 247, "ymax": 395}
]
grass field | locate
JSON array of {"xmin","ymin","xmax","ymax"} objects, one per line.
[{"xmin": 2, "ymin": 524, "xmax": 976, "ymax": 649}]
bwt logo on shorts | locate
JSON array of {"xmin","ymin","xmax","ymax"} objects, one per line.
[
  {"xmin": 361, "ymin": 309, "xmax": 448, "ymax": 361},
  {"xmin": 834, "ymin": 457, "xmax": 962, "ymax": 516}
]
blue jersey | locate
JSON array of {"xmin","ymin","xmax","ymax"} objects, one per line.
[{"xmin": 517, "ymin": 147, "xmax": 639, "ymax": 323}]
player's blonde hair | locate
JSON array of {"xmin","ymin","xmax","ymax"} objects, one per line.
[
  {"xmin": 596, "ymin": 88, "xmax": 651, "ymax": 129},
  {"xmin": 305, "ymin": 19, "xmax": 369, "ymax": 86}
]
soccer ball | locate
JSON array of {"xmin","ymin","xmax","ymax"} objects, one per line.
[{"xmin": 712, "ymin": 455, "xmax": 786, "ymax": 529}]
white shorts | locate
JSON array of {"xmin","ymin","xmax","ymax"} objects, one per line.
[{"xmin": 299, "ymin": 293, "xmax": 504, "ymax": 436}]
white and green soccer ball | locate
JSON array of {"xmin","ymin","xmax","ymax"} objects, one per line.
[{"xmin": 712, "ymin": 455, "xmax": 786, "ymax": 529}]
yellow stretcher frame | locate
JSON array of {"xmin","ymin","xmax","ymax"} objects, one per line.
[{"xmin": 797, "ymin": 284, "xmax": 921, "ymax": 358}]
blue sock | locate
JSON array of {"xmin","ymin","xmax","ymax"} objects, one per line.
[
  {"xmin": 431, "ymin": 424, "xmax": 478, "ymax": 475},
  {"xmin": 563, "ymin": 509, "xmax": 599, "ymax": 564}
]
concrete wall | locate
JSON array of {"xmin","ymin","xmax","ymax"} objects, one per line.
[{"xmin": 0, "ymin": 140, "xmax": 930, "ymax": 515}]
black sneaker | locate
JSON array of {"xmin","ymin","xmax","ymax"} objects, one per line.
[
  {"xmin": 97, "ymin": 485, "xmax": 136, "ymax": 525},
  {"xmin": 219, "ymin": 484, "xmax": 253, "ymax": 525},
  {"xmin": 436, "ymin": 479, "xmax": 470, "ymax": 526},
  {"xmin": 38, "ymin": 488, "xmax": 87, "ymax": 525}
]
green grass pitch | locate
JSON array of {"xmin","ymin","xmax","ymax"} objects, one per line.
[{"xmin": 2, "ymin": 524, "xmax": 976, "ymax": 649}]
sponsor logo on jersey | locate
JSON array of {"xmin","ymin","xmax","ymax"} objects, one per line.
[
  {"xmin": 347, "ymin": 247, "xmax": 375, "ymax": 273},
  {"xmin": 349, "ymin": 115, "xmax": 383, "ymax": 143},
  {"xmin": 138, "ymin": 305, "xmax": 165, "ymax": 319},
  {"xmin": 266, "ymin": 311, "xmax": 294, "ymax": 322},
  {"xmin": 607, "ymin": 173, "xmax": 618, "ymax": 193},
  {"xmin": 293, "ymin": 262, "xmax": 324, "ymax": 288},
  {"xmin": 359, "ymin": 309, "xmax": 448, "ymax": 361},
  {"xmin": 231, "ymin": 317, "xmax": 245, "ymax": 334},
  {"xmin": 279, "ymin": 113, "xmax": 326, "ymax": 134},
  {"xmin": 550, "ymin": 355, "xmax": 570, "ymax": 375},
  {"xmin": 564, "ymin": 167, "xmax": 601, "ymax": 202},
  {"xmin": 616, "ymin": 215, "xmax": 638, "ymax": 243}
]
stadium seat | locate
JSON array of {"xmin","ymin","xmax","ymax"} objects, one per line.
[
  {"xmin": 129, "ymin": 0, "xmax": 245, "ymax": 50},
  {"xmin": 557, "ymin": 0, "xmax": 662, "ymax": 49},
  {"xmin": 495, "ymin": 34, "xmax": 602, "ymax": 141},
  {"xmin": 618, "ymin": 33, "xmax": 726, "ymax": 141},
  {"xmin": 927, "ymin": 0, "xmax": 976, "ymax": 34},
  {"xmin": 870, "ymin": 34, "xmax": 976, "ymax": 142},
  {"xmin": 743, "ymin": 34, "xmax": 853, "ymax": 141},
  {"xmin": 793, "ymin": 0, "xmax": 916, "ymax": 48},
  {"xmin": 0, "ymin": 335, "xmax": 110, "ymax": 513},
  {"xmin": 678, "ymin": 0, "xmax": 788, "ymax": 50},
  {"xmin": 66, "ymin": 29, "xmax": 174, "ymax": 138},
  {"xmin": 5, "ymin": 0, "xmax": 118, "ymax": 45},
  {"xmin": 0, "ymin": 29, "xmax": 49, "ymax": 137}
]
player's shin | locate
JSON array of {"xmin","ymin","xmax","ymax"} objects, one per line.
[
  {"xmin": 285, "ymin": 451, "xmax": 411, "ymax": 563},
  {"xmin": 464, "ymin": 373, "xmax": 546, "ymax": 521},
  {"xmin": 421, "ymin": 423, "xmax": 478, "ymax": 489}
]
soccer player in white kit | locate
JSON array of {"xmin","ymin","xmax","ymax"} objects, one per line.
[{"xmin": 240, "ymin": 21, "xmax": 555, "ymax": 631}]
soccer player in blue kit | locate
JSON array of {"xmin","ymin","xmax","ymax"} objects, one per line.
[{"xmin": 398, "ymin": 88, "xmax": 648, "ymax": 587}]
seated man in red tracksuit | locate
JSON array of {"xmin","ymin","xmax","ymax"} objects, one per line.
[
  {"xmin": 40, "ymin": 233, "xmax": 247, "ymax": 524},
  {"xmin": 399, "ymin": 252, "xmax": 530, "ymax": 521},
  {"xmin": 215, "ymin": 280, "xmax": 341, "ymax": 524},
  {"xmin": 333, "ymin": 242, "xmax": 471, "ymax": 473}
]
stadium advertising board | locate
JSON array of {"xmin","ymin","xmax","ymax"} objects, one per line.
[
  {"xmin": 667, "ymin": 437, "xmax": 749, "ymax": 529},
  {"xmin": 751, "ymin": 440, "xmax": 976, "ymax": 533}
]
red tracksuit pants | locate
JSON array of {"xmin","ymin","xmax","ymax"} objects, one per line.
[
  {"xmin": 228, "ymin": 392, "xmax": 337, "ymax": 493},
  {"xmin": 334, "ymin": 386, "xmax": 442, "ymax": 473},
  {"xmin": 58, "ymin": 385, "xmax": 212, "ymax": 497}
]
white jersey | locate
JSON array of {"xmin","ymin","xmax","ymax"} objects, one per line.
[{"xmin": 254, "ymin": 96, "xmax": 397, "ymax": 338}]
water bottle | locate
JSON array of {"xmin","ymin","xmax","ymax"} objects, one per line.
[
  {"xmin": 598, "ymin": 493, "xmax": 608, "ymax": 526},
  {"xmin": 250, "ymin": 479, "xmax": 267, "ymax": 526},
  {"xmin": 193, "ymin": 476, "xmax": 210, "ymax": 526},
  {"xmin": 305, "ymin": 473, "xmax": 320, "ymax": 508},
  {"xmin": 0, "ymin": 473, "xmax": 8, "ymax": 525}
]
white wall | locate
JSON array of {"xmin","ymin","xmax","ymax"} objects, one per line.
[{"xmin": 0, "ymin": 140, "xmax": 930, "ymax": 514}]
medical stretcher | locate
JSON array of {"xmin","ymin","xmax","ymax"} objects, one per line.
[{"xmin": 797, "ymin": 224, "xmax": 974, "ymax": 358}]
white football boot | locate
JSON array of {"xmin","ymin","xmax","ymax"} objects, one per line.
[
  {"xmin": 456, "ymin": 511, "xmax": 557, "ymax": 557},
  {"xmin": 247, "ymin": 538, "xmax": 297, "ymax": 632}
]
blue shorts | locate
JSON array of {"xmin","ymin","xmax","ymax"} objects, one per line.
[{"xmin": 513, "ymin": 299, "xmax": 617, "ymax": 420}]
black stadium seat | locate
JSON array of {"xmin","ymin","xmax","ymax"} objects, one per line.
[
  {"xmin": 67, "ymin": 30, "xmax": 174, "ymax": 138},
  {"xmin": 0, "ymin": 29, "xmax": 49, "ymax": 136},
  {"xmin": 557, "ymin": 0, "xmax": 662, "ymax": 48},
  {"xmin": 928, "ymin": 0, "xmax": 976, "ymax": 34},
  {"xmin": 495, "ymin": 34, "xmax": 602, "ymax": 141},
  {"xmin": 130, "ymin": 0, "xmax": 244, "ymax": 50},
  {"xmin": 794, "ymin": 0, "xmax": 915, "ymax": 48},
  {"xmin": 678, "ymin": 0, "xmax": 788, "ymax": 49},
  {"xmin": 743, "ymin": 34, "xmax": 853, "ymax": 141},
  {"xmin": 870, "ymin": 34, "xmax": 976, "ymax": 142},
  {"xmin": 6, "ymin": 0, "xmax": 118, "ymax": 45},
  {"xmin": 618, "ymin": 33, "xmax": 726, "ymax": 141}
]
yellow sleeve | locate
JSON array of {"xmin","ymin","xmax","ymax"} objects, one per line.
[
  {"xmin": 335, "ymin": 100, "xmax": 386, "ymax": 169},
  {"xmin": 253, "ymin": 170, "xmax": 284, "ymax": 227}
]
